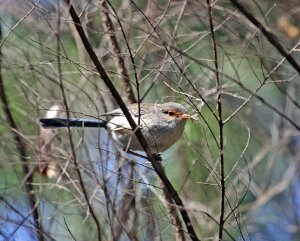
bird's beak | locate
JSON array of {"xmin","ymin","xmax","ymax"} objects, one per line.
[
  {"xmin": 180, "ymin": 113, "xmax": 199, "ymax": 121},
  {"xmin": 180, "ymin": 113, "xmax": 191, "ymax": 120}
]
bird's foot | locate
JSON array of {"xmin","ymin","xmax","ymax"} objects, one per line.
[{"xmin": 153, "ymin": 153, "xmax": 162, "ymax": 162}]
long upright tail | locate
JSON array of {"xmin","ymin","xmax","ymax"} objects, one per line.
[{"xmin": 40, "ymin": 118, "xmax": 107, "ymax": 128}]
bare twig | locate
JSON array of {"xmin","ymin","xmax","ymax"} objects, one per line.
[
  {"xmin": 206, "ymin": 1, "xmax": 225, "ymax": 239},
  {"xmin": 111, "ymin": 162, "xmax": 138, "ymax": 240},
  {"xmin": 99, "ymin": 0, "xmax": 136, "ymax": 104},
  {"xmin": 159, "ymin": 178, "xmax": 186, "ymax": 241}
]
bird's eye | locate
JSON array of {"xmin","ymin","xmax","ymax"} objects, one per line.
[{"xmin": 168, "ymin": 111, "xmax": 176, "ymax": 116}]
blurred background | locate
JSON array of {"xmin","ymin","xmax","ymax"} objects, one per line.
[{"xmin": 0, "ymin": 0, "xmax": 300, "ymax": 240}]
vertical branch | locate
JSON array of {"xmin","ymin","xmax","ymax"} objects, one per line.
[
  {"xmin": 159, "ymin": 178, "xmax": 186, "ymax": 241},
  {"xmin": 112, "ymin": 162, "xmax": 138, "ymax": 240},
  {"xmin": 0, "ymin": 19, "xmax": 44, "ymax": 241},
  {"xmin": 55, "ymin": 4, "xmax": 102, "ymax": 240},
  {"xmin": 206, "ymin": 0, "xmax": 225, "ymax": 239},
  {"xmin": 99, "ymin": 0, "xmax": 136, "ymax": 104}
]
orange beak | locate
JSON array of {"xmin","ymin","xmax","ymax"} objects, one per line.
[{"xmin": 180, "ymin": 113, "xmax": 191, "ymax": 120}]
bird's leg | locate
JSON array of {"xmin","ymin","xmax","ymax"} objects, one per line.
[{"xmin": 153, "ymin": 153, "xmax": 162, "ymax": 162}]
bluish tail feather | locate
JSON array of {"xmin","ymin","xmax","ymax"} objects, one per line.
[{"xmin": 40, "ymin": 118, "xmax": 107, "ymax": 128}]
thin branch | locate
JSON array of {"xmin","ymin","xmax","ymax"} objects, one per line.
[
  {"xmin": 99, "ymin": 0, "xmax": 136, "ymax": 104},
  {"xmin": 159, "ymin": 176, "xmax": 186, "ymax": 241},
  {"xmin": 206, "ymin": 0, "xmax": 225, "ymax": 239},
  {"xmin": 111, "ymin": 163, "xmax": 138, "ymax": 240},
  {"xmin": 63, "ymin": 217, "xmax": 79, "ymax": 241},
  {"xmin": 230, "ymin": 0, "xmax": 300, "ymax": 75}
]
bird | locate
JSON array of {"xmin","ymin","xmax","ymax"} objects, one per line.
[{"xmin": 40, "ymin": 102, "xmax": 197, "ymax": 154}]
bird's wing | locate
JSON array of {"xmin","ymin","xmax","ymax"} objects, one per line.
[{"xmin": 101, "ymin": 103, "xmax": 158, "ymax": 117}]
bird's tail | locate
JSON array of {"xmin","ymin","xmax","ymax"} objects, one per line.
[{"xmin": 40, "ymin": 118, "xmax": 107, "ymax": 128}]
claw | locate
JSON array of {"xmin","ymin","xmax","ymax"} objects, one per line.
[{"xmin": 153, "ymin": 154, "xmax": 162, "ymax": 162}]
